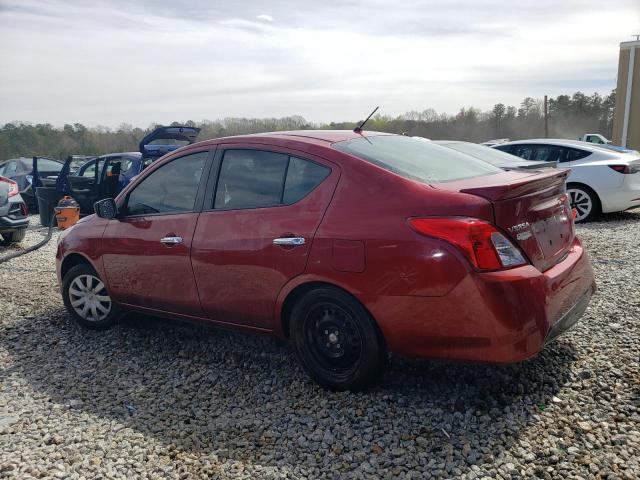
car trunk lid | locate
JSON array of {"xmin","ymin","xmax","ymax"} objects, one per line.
[
  {"xmin": 436, "ymin": 169, "xmax": 574, "ymax": 272},
  {"xmin": 139, "ymin": 126, "xmax": 201, "ymax": 158}
]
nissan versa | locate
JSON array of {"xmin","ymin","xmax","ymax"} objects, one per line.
[{"xmin": 56, "ymin": 131, "xmax": 596, "ymax": 391}]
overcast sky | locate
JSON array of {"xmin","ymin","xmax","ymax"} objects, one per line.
[{"xmin": 0, "ymin": 0, "xmax": 638, "ymax": 127}]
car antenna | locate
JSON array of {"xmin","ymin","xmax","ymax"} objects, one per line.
[{"xmin": 353, "ymin": 106, "xmax": 379, "ymax": 134}]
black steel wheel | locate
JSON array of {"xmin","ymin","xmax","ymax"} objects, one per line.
[{"xmin": 290, "ymin": 286, "xmax": 386, "ymax": 391}]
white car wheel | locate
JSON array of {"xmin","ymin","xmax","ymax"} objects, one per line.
[
  {"xmin": 567, "ymin": 187, "xmax": 597, "ymax": 222},
  {"xmin": 68, "ymin": 274, "xmax": 112, "ymax": 322}
]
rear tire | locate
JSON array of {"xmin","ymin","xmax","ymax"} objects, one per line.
[
  {"xmin": 62, "ymin": 264, "xmax": 121, "ymax": 330},
  {"xmin": 290, "ymin": 287, "xmax": 387, "ymax": 391},
  {"xmin": 1, "ymin": 228, "xmax": 26, "ymax": 245},
  {"xmin": 567, "ymin": 184, "xmax": 600, "ymax": 223}
]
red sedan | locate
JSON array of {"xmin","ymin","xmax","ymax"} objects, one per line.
[{"xmin": 56, "ymin": 131, "xmax": 595, "ymax": 391}]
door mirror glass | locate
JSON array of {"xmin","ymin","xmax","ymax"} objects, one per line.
[{"xmin": 94, "ymin": 198, "xmax": 117, "ymax": 219}]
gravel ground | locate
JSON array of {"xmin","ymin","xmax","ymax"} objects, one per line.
[{"xmin": 0, "ymin": 212, "xmax": 639, "ymax": 479}]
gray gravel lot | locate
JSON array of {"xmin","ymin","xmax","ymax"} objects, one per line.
[{"xmin": 1, "ymin": 212, "xmax": 639, "ymax": 479}]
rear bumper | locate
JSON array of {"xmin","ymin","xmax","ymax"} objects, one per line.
[
  {"xmin": 545, "ymin": 286, "xmax": 592, "ymax": 344},
  {"xmin": 371, "ymin": 237, "xmax": 595, "ymax": 363},
  {"xmin": 599, "ymin": 177, "xmax": 640, "ymax": 213}
]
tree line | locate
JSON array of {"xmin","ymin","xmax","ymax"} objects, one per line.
[{"xmin": 0, "ymin": 90, "xmax": 615, "ymax": 160}]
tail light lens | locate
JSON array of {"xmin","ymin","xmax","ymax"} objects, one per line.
[
  {"xmin": 608, "ymin": 163, "xmax": 640, "ymax": 174},
  {"xmin": 409, "ymin": 217, "xmax": 528, "ymax": 271},
  {"xmin": 0, "ymin": 177, "xmax": 19, "ymax": 197}
]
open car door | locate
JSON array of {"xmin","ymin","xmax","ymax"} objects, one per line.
[
  {"xmin": 31, "ymin": 157, "xmax": 64, "ymax": 189},
  {"xmin": 55, "ymin": 156, "xmax": 101, "ymax": 214}
]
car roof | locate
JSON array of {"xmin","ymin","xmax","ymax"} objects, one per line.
[
  {"xmin": 499, "ymin": 139, "xmax": 605, "ymax": 150},
  {"xmin": 195, "ymin": 130, "xmax": 396, "ymax": 147}
]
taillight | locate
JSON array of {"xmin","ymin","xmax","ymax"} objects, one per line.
[
  {"xmin": 608, "ymin": 163, "xmax": 640, "ymax": 174},
  {"xmin": 0, "ymin": 177, "xmax": 19, "ymax": 197},
  {"xmin": 20, "ymin": 203, "xmax": 28, "ymax": 216},
  {"xmin": 408, "ymin": 217, "xmax": 528, "ymax": 271}
]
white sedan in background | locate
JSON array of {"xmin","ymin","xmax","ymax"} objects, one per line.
[{"xmin": 493, "ymin": 139, "xmax": 640, "ymax": 222}]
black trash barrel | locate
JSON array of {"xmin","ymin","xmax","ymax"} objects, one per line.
[{"xmin": 36, "ymin": 187, "xmax": 62, "ymax": 227}]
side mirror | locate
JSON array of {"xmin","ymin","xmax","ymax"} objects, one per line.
[{"xmin": 94, "ymin": 198, "xmax": 118, "ymax": 219}]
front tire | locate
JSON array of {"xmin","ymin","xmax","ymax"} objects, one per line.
[
  {"xmin": 567, "ymin": 184, "xmax": 600, "ymax": 223},
  {"xmin": 290, "ymin": 287, "xmax": 387, "ymax": 391},
  {"xmin": 62, "ymin": 264, "xmax": 120, "ymax": 329},
  {"xmin": 1, "ymin": 228, "xmax": 26, "ymax": 245}
]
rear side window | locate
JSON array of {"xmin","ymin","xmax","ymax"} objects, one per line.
[
  {"xmin": 564, "ymin": 147, "xmax": 591, "ymax": 162},
  {"xmin": 214, "ymin": 150, "xmax": 331, "ymax": 209},
  {"xmin": 215, "ymin": 150, "xmax": 289, "ymax": 209},
  {"xmin": 283, "ymin": 157, "xmax": 330, "ymax": 204},
  {"xmin": 126, "ymin": 151, "xmax": 207, "ymax": 215},
  {"xmin": 493, "ymin": 145, "xmax": 511, "ymax": 153},
  {"xmin": 333, "ymin": 136, "xmax": 500, "ymax": 183},
  {"xmin": 3, "ymin": 161, "xmax": 18, "ymax": 176}
]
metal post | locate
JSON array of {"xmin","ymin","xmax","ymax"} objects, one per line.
[{"xmin": 544, "ymin": 95, "xmax": 549, "ymax": 138}]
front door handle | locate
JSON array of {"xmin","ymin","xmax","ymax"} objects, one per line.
[
  {"xmin": 273, "ymin": 237, "xmax": 305, "ymax": 246},
  {"xmin": 160, "ymin": 236, "xmax": 183, "ymax": 245}
]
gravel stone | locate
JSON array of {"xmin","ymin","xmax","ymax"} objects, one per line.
[{"xmin": 1, "ymin": 210, "xmax": 639, "ymax": 479}]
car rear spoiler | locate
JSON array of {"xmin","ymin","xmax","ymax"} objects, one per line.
[
  {"xmin": 448, "ymin": 169, "xmax": 571, "ymax": 201},
  {"xmin": 139, "ymin": 126, "xmax": 201, "ymax": 158}
]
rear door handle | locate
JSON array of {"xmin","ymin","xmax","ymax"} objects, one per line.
[
  {"xmin": 273, "ymin": 237, "xmax": 305, "ymax": 246},
  {"xmin": 160, "ymin": 236, "xmax": 183, "ymax": 245}
]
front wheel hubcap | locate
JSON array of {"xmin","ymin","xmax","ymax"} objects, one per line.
[
  {"xmin": 568, "ymin": 189, "xmax": 592, "ymax": 221},
  {"xmin": 68, "ymin": 274, "xmax": 112, "ymax": 322}
]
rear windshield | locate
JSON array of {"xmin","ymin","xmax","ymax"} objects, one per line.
[
  {"xmin": 333, "ymin": 136, "xmax": 501, "ymax": 183},
  {"xmin": 437, "ymin": 141, "xmax": 523, "ymax": 167}
]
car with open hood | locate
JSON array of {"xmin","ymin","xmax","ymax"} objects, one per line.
[{"xmin": 56, "ymin": 130, "xmax": 595, "ymax": 391}]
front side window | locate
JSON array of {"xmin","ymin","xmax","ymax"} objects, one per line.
[
  {"xmin": 511, "ymin": 145, "xmax": 535, "ymax": 160},
  {"xmin": 126, "ymin": 151, "xmax": 207, "ymax": 216},
  {"xmin": 80, "ymin": 160, "xmax": 97, "ymax": 177},
  {"xmin": 333, "ymin": 135, "xmax": 500, "ymax": 184},
  {"xmin": 38, "ymin": 159, "xmax": 63, "ymax": 171}
]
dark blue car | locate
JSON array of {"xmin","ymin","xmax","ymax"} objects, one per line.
[{"xmin": 57, "ymin": 126, "xmax": 200, "ymax": 213}]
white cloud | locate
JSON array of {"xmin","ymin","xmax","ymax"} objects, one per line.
[
  {"xmin": 0, "ymin": 0, "xmax": 637, "ymax": 127},
  {"xmin": 256, "ymin": 14, "xmax": 274, "ymax": 22}
]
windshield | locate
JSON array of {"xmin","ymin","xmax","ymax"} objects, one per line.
[
  {"xmin": 333, "ymin": 135, "xmax": 501, "ymax": 183},
  {"xmin": 436, "ymin": 141, "xmax": 529, "ymax": 166}
]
